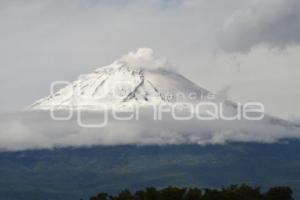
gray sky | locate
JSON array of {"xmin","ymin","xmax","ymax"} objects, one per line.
[{"xmin": 0, "ymin": 0, "xmax": 300, "ymax": 120}]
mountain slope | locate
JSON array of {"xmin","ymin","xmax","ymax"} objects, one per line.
[
  {"xmin": 1, "ymin": 142, "xmax": 300, "ymax": 200},
  {"xmin": 30, "ymin": 48, "xmax": 213, "ymax": 110}
]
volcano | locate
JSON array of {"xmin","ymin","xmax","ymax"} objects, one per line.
[
  {"xmin": 1, "ymin": 49, "xmax": 300, "ymax": 200},
  {"xmin": 25, "ymin": 48, "xmax": 300, "ymax": 148},
  {"xmin": 30, "ymin": 48, "xmax": 222, "ymax": 110}
]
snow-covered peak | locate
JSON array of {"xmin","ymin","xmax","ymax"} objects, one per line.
[{"xmin": 30, "ymin": 48, "xmax": 210, "ymax": 110}]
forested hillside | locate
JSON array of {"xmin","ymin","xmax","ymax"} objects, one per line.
[{"xmin": 1, "ymin": 142, "xmax": 300, "ymax": 200}]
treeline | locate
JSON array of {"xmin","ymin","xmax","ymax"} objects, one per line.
[{"xmin": 89, "ymin": 184, "xmax": 293, "ymax": 200}]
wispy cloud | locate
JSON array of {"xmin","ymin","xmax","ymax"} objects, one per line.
[{"xmin": 217, "ymin": 0, "xmax": 300, "ymax": 53}]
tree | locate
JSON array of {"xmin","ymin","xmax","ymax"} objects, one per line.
[
  {"xmin": 185, "ymin": 188, "xmax": 202, "ymax": 200},
  {"xmin": 116, "ymin": 189, "xmax": 133, "ymax": 200},
  {"xmin": 144, "ymin": 187, "xmax": 159, "ymax": 200},
  {"xmin": 265, "ymin": 187, "xmax": 294, "ymax": 200},
  {"xmin": 134, "ymin": 190, "xmax": 145, "ymax": 200},
  {"xmin": 234, "ymin": 184, "xmax": 262, "ymax": 200},
  {"xmin": 160, "ymin": 186, "xmax": 186, "ymax": 200},
  {"xmin": 89, "ymin": 193, "xmax": 110, "ymax": 200}
]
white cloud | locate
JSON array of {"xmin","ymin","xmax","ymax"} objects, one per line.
[
  {"xmin": 0, "ymin": 111, "xmax": 299, "ymax": 151},
  {"xmin": 119, "ymin": 48, "xmax": 170, "ymax": 70},
  {"xmin": 217, "ymin": 0, "xmax": 300, "ymax": 53}
]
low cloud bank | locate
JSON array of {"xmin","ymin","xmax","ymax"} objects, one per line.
[
  {"xmin": 0, "ymin": 110, "xmax": 299, "ymax": 151},
  {"xmin": 218, "ymin": 0, "xmax": 300, "ymax": 53}
]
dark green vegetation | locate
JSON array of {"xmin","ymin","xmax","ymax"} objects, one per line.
[
  {"xmin": 90, "ymin": 185, "xmax": 294, "ymax": 200},
  {"xmin": 1, "ymin": 141, "xmax": 300, "ymax": 200}
]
